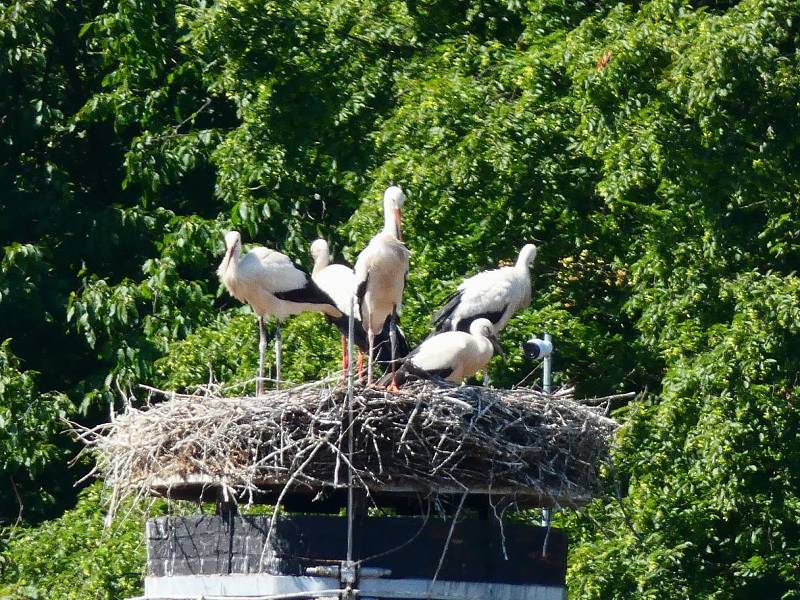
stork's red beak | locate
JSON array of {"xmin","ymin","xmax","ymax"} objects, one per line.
[{"xmin": 394, "ymin": 208, "xmax": 403, "ymax": 242}]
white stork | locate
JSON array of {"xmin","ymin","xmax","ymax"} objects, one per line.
[
  {"xmin": 310, "ymin": 238, "xmax": 410, "ymax": 377},
  {"xmin": 354, "ymin": 186, "xmax": 410, "ymax": 388},
  {"xmin": 390, "ymin": 318, "xmax": 503, "ymax": 386},
  {"xmin": 217, "ymin": 230, "xmax": 343, "ymax": 394},
  {"xmin": 432, "ymin": 243, "xmax": 538, "ymax": 335},
  {"xmin": 310, "ymin": 238, "xmax": 365, "ymax": 372}
]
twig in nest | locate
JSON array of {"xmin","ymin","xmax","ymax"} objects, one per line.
[{"xmin": 72, "ymin": 379, "xmax": 622, "ymax": 522}]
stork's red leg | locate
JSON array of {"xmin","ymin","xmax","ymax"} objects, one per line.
[
  {"xmin": 357, "ymin": 350, "xmax": 365, "ymax": 383},
  {"xmin": 367, "ymin": 330, "xmax": 375, "ymax": 386},
  {"xmin": 386, "ymin": 369, "xmax": 401, "ymax": 393},
  {"xmin": 340, "ymin": 334, "xmax": 349, "ymax": 371},
  {"xmin": 386, "ymin": 307, "xmax": 401, "ymax": 392}
]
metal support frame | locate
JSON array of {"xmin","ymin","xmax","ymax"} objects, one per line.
[
  {"xmin": 346, "ymin": 297, "xmax": 356, "ymax": 564},
  {"xmin": 541, "ymin": 333, "xmax": 553, "ymax": 532},
  {"xmin": 305, "ymin": 298, "xmax": 395, "ymax": 597},
  {"xmin": 344, "ymin": 298, "xmax": 357, "ymax": 598}
]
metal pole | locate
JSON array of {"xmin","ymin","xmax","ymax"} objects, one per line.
[
  {"xmin": 346, "ymin": 297, "xmax": 355, "ymax": 563},
  {"xmin": 542, "ymin": 332, "xmax": 552, "ymax": 529},
  {"xmin": 275, "ymin": 322, "xmax": 282, "ymax": 390},
  {"xmin": 542, "ymin": 332, "xmax": 552, "ymax": 394}
]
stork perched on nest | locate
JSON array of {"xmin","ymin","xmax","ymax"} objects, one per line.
[
  {"xmin": 354, "ymin": 186, "xmax": 410, "ymax": 388},
  {"xmin": 217, "ymin": 230, "xmax": 342, "ymax": 394},
  {"xmin": 309, "ymin": 238, "xmax": 409, "ymax": 374},
  {"xmin": 433, "ymin": 243, "xmax": 538, "ymax": 334},
  {"xmin": 385, "ymin": 318, "xmax": 503, "ymax": 386}
]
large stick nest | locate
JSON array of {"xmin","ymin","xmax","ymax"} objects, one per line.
[{"xmin": 75, "ymin": 378, "xmax": 623, "ymax": 517}]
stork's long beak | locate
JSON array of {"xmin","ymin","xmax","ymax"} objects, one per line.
[
  {"xmin": 393, "ymin": 208, "xmax": 403, "ymax": 242},
  {"xmin": 224, "ymin": 245, "xmax": 236, "ymax": 263},
  {"xmin": 489, "ymin": 334, "xmax": 506, "ymax": 359}
]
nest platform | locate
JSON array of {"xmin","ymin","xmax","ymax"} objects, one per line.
[{"xmin": 77, "ymin": 379, "xmax": 622, "ymax": 517}]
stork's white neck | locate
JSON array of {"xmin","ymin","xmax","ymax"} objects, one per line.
[
  {"xmin": 217, "ymin": 243, "xmax": 240, "ymax": 279},
  {"xmin": 312, "ymin": 251, "xmax": 330, "ymax": 275},
  {"xmin": 383, "ymin": 203, "xmax": 400, "ymax": 238},
  {"xmin": 515, "ymin": 245, "xmax": 537, "ymax": 271}
]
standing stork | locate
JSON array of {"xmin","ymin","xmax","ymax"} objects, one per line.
[
  {"xmin": 309, "ymin": 238, "xmax": 366, "ymax": 372},
  {"xmin": 354, "ymin": 186, "xmax": 410, "ymax": 388},
  {"xmin": 432, "ymin": 243, "xmax": 538, "ymax": 335},
  {"xmin": 217, "ymin": 230, "xmax": 343, "ymax": 394},
  {"xmin": 310, "ymin": 239, "xmax": 409, "ymax": 376},
  {"xmin": 387, "ymin": 318, "xmax": 503, "ymax": 386}
]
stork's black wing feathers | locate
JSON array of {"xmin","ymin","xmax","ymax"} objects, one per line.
[
  {"xmin": 425, "ymin": 366, "xmax": 454, "ymax": 379},
  {"xmin": 452, "ymin": 305, "xmax": 509, "ymax": 332},
  {"xmin": 355, "ymin": 275, "xmax": 368, "ymax": 324},
  {"xmin": 328, "ymin": 314, "xmax": 370, "ymax": 354},
  {"xmin": 273, "ymin": 275, "xmax": 338, "ymax": 307},
  {"xmin": 373, "ymin": 315, "xmax": 410, "ymax": 365},
  {"xmin": 379, "ymin": 359, "xmax": 453, "ymax": 387},
  {"xmin": 431, "ymin": 289, "xmax": 463, "ymax": 333},
  {"xmin": 431, "ymin": 288, "xmax": 507, "ymax": 335}
]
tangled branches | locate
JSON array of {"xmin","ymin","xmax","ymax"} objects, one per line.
[{"xmin": 74, "ymin": 379, "xmax": 622, "ymax": 519}]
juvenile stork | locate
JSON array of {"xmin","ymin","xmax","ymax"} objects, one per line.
[
  {"xmin": 354, "ymin": 186, "xmax": 410, "ymax": 388},
  {"xmin": 389, "ymin": 318, "xmax": 503, "ymax": 386},
  {"xmin": 309, "ymin": 238, "xmax": 367, "ymax": 371},
  {"xmin": 433, "ymin": 243, "xmax": 538, "ymax": 335},
  {"xmin": 217, "ymin": 230, "xmax": 342, "ymax": 394}
]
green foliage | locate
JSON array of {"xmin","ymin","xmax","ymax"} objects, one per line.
[
  {"xmin": 569, "ymin": 272, "xmax": 800, "ymax": 598},
  {"xmin": 2, "ymin": 0, "xmax": 800, "ymax": 597},
  {"xmin": 0, "ymin": 484, "xmax": 162, "ymax": 599},
  {"xmin": 0, "ymin": 342, "xmax": 72, "ymax": 525}
]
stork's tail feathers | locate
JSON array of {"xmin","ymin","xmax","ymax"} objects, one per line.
[
  {"xmin": 373, "ymin": 317, "xmax": 410, "ymax": 366},
  {"xmin": 376, "ymin": 359, "xmax": 448, "ymax": 387}
]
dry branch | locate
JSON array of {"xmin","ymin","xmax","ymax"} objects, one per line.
[{"xmin": 74, "ymin": 379, "xmax": 621, "ymax": 518}]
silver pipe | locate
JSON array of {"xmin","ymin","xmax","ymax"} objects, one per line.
[
  {"xmin": 346, "ymin": 296, "xmax": 356, "ymax": 563},
  {"xmin": 542, "ymin": 332, "xmax": 552, "ymax": 394},
  {"xmin": 541, "ymin": 332, "xmax": 553, "ymax": 531}
]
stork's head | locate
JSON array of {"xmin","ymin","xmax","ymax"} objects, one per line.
[
  {"xmin": 224, "ymin": 230, "xmax": 241, "ymax": 251},
  {"xmin": 310, "ymin": 238, "xmax": 332, "ymax": 274},
  {"xmin": 517, "ymin": 243, "xmax": 538, "ymax": 268},
  {"xmin": 310, "ymin": 238, "xmax": 330, "ymax": 261},
  {"xmin": 383, "ymin": 186, "xmax": 406, "ymax": 241},
  {"xmin": 384, "ymin": 185, "xmax": 406, "ymax": 209},
  {"xmin": 218, "ymin": 230, "xmax": 242, "ymax": 277},
  {"xmin": 470, "ymin": 318, "xmax": 505, "ymax": 358}
]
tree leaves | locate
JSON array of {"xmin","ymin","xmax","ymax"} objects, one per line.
[{"xmin": 2, "ymin": 0, "xmax": 800, "ymax": 597}]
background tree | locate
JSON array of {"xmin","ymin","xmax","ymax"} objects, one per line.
[{"xmin": 1, "ymin": 0, "xmax": 798, "ymax": 597}]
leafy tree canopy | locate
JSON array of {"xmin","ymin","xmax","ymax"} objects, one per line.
[{"xmin": 1, "ymin": 0, "xmax": 799, "ymax": 597}]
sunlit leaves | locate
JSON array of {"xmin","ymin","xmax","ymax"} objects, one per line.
[
  {"xmin": 2, "ymin": 0, "xmax": 800, "ymax": 597},
  {"xmin": 0, "ymin": 484, "xmax": 160, "ymax": 599}
]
